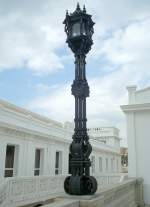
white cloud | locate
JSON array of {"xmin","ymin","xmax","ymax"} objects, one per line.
[
  {"xmin": 27, "ymin": 16, "xmax": 150, "ymax": 146},
  {"xmin": 27, "ymin": 83, "xmax": 74, "ymax": 122},
  {"xmin": 100, "ymin": 18, "xmax": 150, "ymax": 81},
  {"xmin": 104, "ymin": 20, "xmax": 149, "ymax": 57},
  {"xmin": 1, "ymin": 0, "xmax": 150, "ymax": 146},
  {"xmin": 27, "ymin": 74, "xmax": 128, "ymax": 145},
  {"xmin": 0, "ymin": 0, "xmax": 67, "ymax": 74},
  {"xmin": 0, "ymin": 0, "xmax": 150, "ymax": 74}
]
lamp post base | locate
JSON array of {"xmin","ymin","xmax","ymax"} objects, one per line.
[{"xmin": 64, "ymin": 175, "xmax": 97, "ymax": 195}]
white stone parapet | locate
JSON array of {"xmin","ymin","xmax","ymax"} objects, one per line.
[
  {"xmin": 0, "ymin": 176, "xmax": 144, "ymax": 207},
  {"xmin": 0, "ymin": 175, "xmax": 65, "ymax": 207},
  {"xmin": 78, "ymin": 178, "xmax": 144, "ymax": 207},
  {"xmin": 0, "ymin": 174, "xmax": 124, "ymax": 207}
]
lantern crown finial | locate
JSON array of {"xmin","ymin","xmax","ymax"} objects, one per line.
[
  {"xmin": 66, "ymin": 10, "xmax": 69, "ymax": 16},
  {"xmin": 83, "ymin": 5, "xmax": 86, "ymax": 13},
  {"xmin": 73, "ymin": 2, "xmax": 82, "ymax": 14},
  {"xmin": 76, "ymin": 2, "xmax": 80, "ymax": 10}
]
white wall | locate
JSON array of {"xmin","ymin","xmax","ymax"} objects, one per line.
[
  {"xmin": 90, "ymin": 151, "xmax": 121, "ymax": 175},
  {"xmin": 0, "ymin": 99, "xmax": 121, "ymax": 179},
  {"xmin": 0, "ymin": 128, "xmax": 121, "ymax": 179},
  {"xmin": 121, "ymin": 85, "xmax": 150, "ymax": 205},
  {"xmin": 134, "ymin": 111, "xmax": 150, "ymax": 203},
  {"xmin": 0, "ymin": 141, "xmax": 6, "ymax": 177},
  {"xmin": 0, "ymin": 132, "xmax": 69, "ymax": 177}
]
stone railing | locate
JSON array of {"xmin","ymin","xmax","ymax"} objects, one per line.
[
  {"xmin": 0, "ymin": 174, "xmax": 123, "ymax": 207},
  {"xmin": 79, "ymin": 178, "xmax": 145, "ymax": 207},
  {"xmin": 31, "ymin": 178, "xmax": 144, "ymax": 207},
  {"xmin": 0, "ymin": 180, "xmax": 8, "ymax": 207},
  {"xmin": 0, "ymin": 175, "xmax": 65, "ymax": 207},
  {"xmin": 95, "ymin": 173, "xmax": 126, "ymax": 190}
]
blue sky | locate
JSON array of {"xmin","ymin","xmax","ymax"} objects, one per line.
[{"xmin": 0, "ymin": 0, "xmax": 150, "ymax": 146}]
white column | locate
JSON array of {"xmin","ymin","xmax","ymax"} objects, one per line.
[
  {"xmin": 17, "ymin": 142, "xmax": 26, "ymax": 176},
  {"xmin": 0, "ymin": 141, "xmax": 6, "ymax": 177},
  {"xmin": 108, "ymin": 157, "xmax": 110, "ymax": 173},
  {"xmin": 126, "ymin": 85, "xmax": 137, "ymax": 104},
  {"xmin": 49, "ymin": 144, "xmax": 56, "ymax": 175},
  {"xmin": 46, "ymin": 144, "xmax": 52, "ymax": 175},
  {"xmin": 127, "ymin": 112, "xmax": 137, "ymax": 177},
  {"xmin": 62, "ymin": 145, "xmax": 69, "ymax": 175},
  {"xmin": 42, "ymin": 146, "xmax": 49, "ymax": 175},
  {"xmin": 104, "ymin": 156, "xmax": 107, "ymax": 173},
  {"xmin": 25, "ymin": 140, "xmax": 35, "ymax": 176},
  {"xmin": 118, "ymin": 156, "xmax": 121, "ymax": 173},
  {"xmin": 95, "ymin": 153, "xmax": 99, "ymax": 175},
  {"xmin": 21, "ymin": 139, "xmax": 29, "ymax": 176},
  {"xmin": 102, "ymin": 155, "xmax": 105, "ymax": 173},
  {"xmin": 13, "ymin": 144, "xmax": 19, "ymax": 176}
]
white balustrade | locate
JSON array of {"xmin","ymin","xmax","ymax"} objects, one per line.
[{"xmin": 0, "ymin": 174, "xmax": 124, "ymax": 207}]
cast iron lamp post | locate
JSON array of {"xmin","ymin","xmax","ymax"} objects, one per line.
[{"xmin": 63, "ymin": 3, "xmax": 97, "ymax": 195}]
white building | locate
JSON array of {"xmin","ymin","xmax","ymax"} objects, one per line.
[
  {"xmin": 0, "ymin": 99, "xmax": 121, "ymax": 180},
  {"xmin": 121, "ymin": 85, "xmax": 150, "ymax": 205},
  {"xmin": 88, "ymin": 127, "xmax": 121, "ymax": 151}
]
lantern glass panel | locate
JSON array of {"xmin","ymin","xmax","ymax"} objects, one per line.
[
  {"xmin": 82, "ymin": 23, "xmax": 86, "ymax": 35},
  {"xmin": 72, "ymin": 23, "xmax": 80, "ymax": 37}
]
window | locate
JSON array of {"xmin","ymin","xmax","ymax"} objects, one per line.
[
  {"xmin": 55, "ymin": 151, "xmax": 62, "ymax": 175},
  {"xmin": 5, "ymin": 145, "xmax": 15, "ymax": 177},
  {"xmin": 99, "ymin": 157, "xmax": 103, "ymax": 172},
  {"xmin": 91, "ymin": 156, "xmax": 95, "ymax": 174},
  {"xmin": 105, "ymin": 158, "xmax": 108, "ymax": 172},
  {"xmin": 34, "ymin": 149, "xmax": 41, "ymax": 176}
]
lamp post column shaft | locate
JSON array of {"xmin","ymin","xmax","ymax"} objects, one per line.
[
  {"xmin": 74, "ymin": 54, "xmax": 87, "ymax": 133},
  {"xmin": 63, "ymin": 3, "xmax": 97, "ymax": 195}
]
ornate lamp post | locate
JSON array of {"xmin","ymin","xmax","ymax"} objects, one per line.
[{"xmin": 63, "ymin": 3, "xmax": 97, "ymax": 195}]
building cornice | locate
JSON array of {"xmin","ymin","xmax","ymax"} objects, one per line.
[
  {"xmin": 121, "ymin": 103, "xmax": 150, "ymax": 113},
  {"xmin": 0, "ymin": 99, "xmax": 62, "ymax": 128},
  {"xmin": 0, "ymin": 99, "xmax": 120, "ymax": 155},
  {"xmin": 0, "ymin": 122, "xmax": 70, "ymax": 145},
  {"xmin": 136, "ymin": 86, "xmax": 150, "ymax": 93}
]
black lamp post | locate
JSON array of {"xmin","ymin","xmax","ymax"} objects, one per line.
[{"xmin": 63, "ymin": 3, "xmax": 97, "ymax": 195}]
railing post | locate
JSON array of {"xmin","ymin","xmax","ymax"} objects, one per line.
[{"xmin": 135, "ymin": 178, "xmax": 145, "ymax": 207}]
